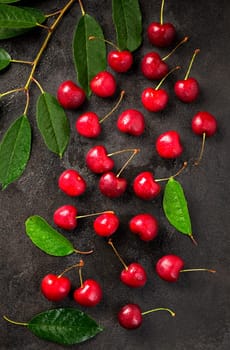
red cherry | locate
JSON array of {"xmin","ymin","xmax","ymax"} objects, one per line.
[
  {"xmin": 118, "ymin": 304, "xmax": 143, "ymax": 329},
  {"xmin": 156, "ymin": 130, "xmax": 183, "ymax": 159},
  {"xmin": 120, "ymin": 262, "xmax": 147, "ymax": 288},
  {"xmin": 129, "ymin": 213, "xmax": 159, "ymax": 241},
  {"xmin": 58, "ymin": 169, "xmax": 86, "ymax": 197},
  {"xmin": 41, "ymin": 274, "xmax": 71, "ymax": 301},
  {"xmin": 141, "ymin": 87, "xmax": 168, "ymax": 112},
  {"xmin": 191, "ymin": 111, "xmax": 217, "ymax": 136},
  {"xmin": 57, "ymin": 80, "xmax": 86, "ymax": 109},
  {"xmin": 156, "ymin": 254, "xmax": 184, "ymax": 282},
  {"xmin": 117, "ymin": 109, "xmax": 145, "ymax": 136},
  {"xmin": 75, "ymin": 112, "xmax": 101, "ymax": 138},
  {"xmin": 53, "ymin": 205, "xmax": 77, "ymax": 230},
  {"xmin": 108, "ymin": 50, "xmax": 133, "ymax": 72},
  {"xmin": 90, "ymin": 71, "xmax": 116, "ymax": 98},
  {"xmin": 73, "ymin": 279, "xmax": 102, "ymax": 307},
  {"xmin": 99, "ymin": 171, "xmax": 127, "ymax": 198},
  {"xmin": 133, "ymin": 172, "xmax": 161, "ymax": 200},
  {"xmin": 86, "ymin": 145, "xmax": 114, "ymax": 174},
  {"xmin": 141, "ymin": 52, "xmax": 168, "ymax": 80},
  {"xmin": 93, "ymin": 212, "xmax": 119, "ymax": 237}
]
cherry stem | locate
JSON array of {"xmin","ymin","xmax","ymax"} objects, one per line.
[
  {"xmin": 74, "ymin": 248, "xmax": 93, "ymax": 255},
  {"xmin": 78, "ymin": 0, "xmax": 85, "ymax": 16},
  {"xmin": 108, "ymin": 239, "xmax": 128, "ymax": 270},
  {"xmin": 76, "ymin": 210, "xmax": 114, "ymax": 220},
  {"xmin": 155, "ymin": 66, "xmax": 180, "ymax": 91},
  {"xmin": 162, "ymin": 36, "xmax": 189, "ymax": 61},
  {"xmin": 10, "ymin": 59, "xmax": 34, "ymax": 65},
  {"xmin": 45, "ymin": 10, "xmax": 62, "ymax": 18},
  {"xmin": 184, "ymin": 48, "xmax": 200, "ymax": 80},
  {"xmin": 58, "ymin": 260, "xmax": 84, "ymax": 278},
  {"xmin": 79, "ymin": 265, "xmax": 84, "ymax": 287},
  {"xmin": 3, "ymin": 315, "xmax": 28, "ymax": 327},
  {"xmin": 160, "ymin": 0, "xmax": 165, "ymax": 25},
  {"xmin": 0, "ymin": 87, "xmax": 24, "ymax": 98},
  {"xmin": 180, "ymin": 268, "xmax": 216, "ymax": 274},
  {"xmin": 142, "ymin": 307, "xmax": 175, "ymax": 317},
  {"xmin": 100, "ymin": 90, "xmax": 125, "ymax": 124},
  {"xmin": 107, "ymin": 148, "xmax": 139, "ymax": 158},
  {"xmin": 155, "ymin": 161, "xmax": 187, "ymax": 182},
  {"xmin": 194, "ymin": 132, "xmax": 206, "ymax": 166},
  {"xmin": 116, "ymin": 148, "xmax": 140, "ymax": 178},
  {"xmin": 89, "ymin": 36, "xmax": 120, "ymax": 51}
]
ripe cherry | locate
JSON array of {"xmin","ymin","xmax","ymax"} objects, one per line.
[
  {"xmin": 156, "ymin": 130, "xmax": 183, "ymax": 158},
  {"xmin": 41, "ymin": 274, "xmax": 71, "ymax": 301},
  {"xmin": 129, "ymin": 213, "xmax": 159, "ymax": 241},
  {"xmin": 156, "ymin": 254, "xmax": 216, "ymax": 282},
  {"xmin": 108, "ymin": 239, "xmax": 147, "ymax": 288},
  {"xmin": 58, "ymin": 169, "xmax": 86, "ymax": 197},
  {"xmin": 93, "ymin": 212, "xmax": 119, "ymax": 237},
  {"xmin": 174, "ymin": 49, "xmax": 200, "ymax": 103},
  {"xmin": 86, "ymin": 145, "xmax": 115, "ymax": 174},
  {"xmin": 147, "ymin": 0, "xmax": 176, "ymax": 48},
  {"xmin": 90, "ymin": 71, "xmax": 116, "ymax": 97},
  {"xmin": 191, "ymin": 111, "xmax": 217, "ymax": 166},
  {"xmin": 117, "ymin": 109, "xmax": 145, "ymax": 136},
  {"xmin": 118, "ymin": 303, "xmax": 175, "ymax": 329},
  {"xmin": 57, "ymin": 80, "xmax": 86, "ymax": 109}
]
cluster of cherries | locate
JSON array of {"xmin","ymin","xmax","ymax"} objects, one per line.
[{"xmin": 42, "ymin": 0, "xmax": 217, "ymax": 330}]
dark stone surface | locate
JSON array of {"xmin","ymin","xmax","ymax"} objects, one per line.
[{"xmin": 1, "ymin": 1, "xmax": 230, "ymax": 349}]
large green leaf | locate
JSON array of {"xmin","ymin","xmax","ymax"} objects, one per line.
[
  {"xmin": 73, "ymin": 13, "xmax": 106, "ymax": 97},
  {"xmin": 112, "ymin": 0, "xmax": 142, "ymax": 52},
  {"xmin": 0, "ymin": 0, "xmax": 21, "ymax": 3},
  {"xmin": 25, "ymin": 216, "xmax": 75, "ymax": 256},
  {"xmin": 36, "ymin": 92, "xmax": 70, "ymax": 158},
  {"xmin": 0, "ymin": 47, "xmax": 11, "ymax": 70},
  {"xmin": 0, "ymin": 115, "xmax": 31, "ymax": 190},
  {"xmin": 28, "ymin": 308, "xmax": 103, "ymax": 345}
]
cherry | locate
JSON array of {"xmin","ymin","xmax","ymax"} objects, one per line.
[
  {"xmin": 108, "ymin": 239, "xmax": 147, "ymax": 288},
  {"xmin": 73, "ymin": 279, "xmax": 103, "ymax": 307},
  {"xmin": 156, "ymin": 130, "xmax": 183, "ymax": 158},
  {"xmin": 129, "ymin": 213, "xmax": 159, "ymax": 241},
  {"xmin": 58, "ymin": 169, "xmax": 86, "ymax": 197},
  {"xmin": 142, "ymin": 66, "xmax": 180, "ymax": 112},
  {"xmin": 41, "ymin": 274, "xmax": 71, "ymax": 301},
  {"xmin": 174, "ymin": 49, "xmax": 200, "ymax": 103},
  {"xmin": 99, "ymin": 171, "xmax": 127, "ymax": 198},
  {"xmin": 90, "ymin": 71, "xmax": 116, "ymax": 97},
  {"xmin": 57, "ymin": 80, "xmax": 86, "ymax": 109},
  {"xmin": 156, "ymin": 254, "xmax": 216, "ymax": 282},
  {"xmin": 191, "ymin": 111, "xmax": 217, "ymax": 166},
  {"xmin": 93, "ymin": 212, "xmax": 119, "ymax": 237},
  {"xmin": 117, "ymin": 109, "xmax": 145, "ymax": 136},
  {"xmin": 86, "ymin": 145, "xmax": 115, "ymax": 174},
  {"xmin": 118, "ymin": 303, "xmax": 175, "ymax": 329},
  {"xmin": 147, "ymin": 0, "xmax": 176, "ymax": 48}
]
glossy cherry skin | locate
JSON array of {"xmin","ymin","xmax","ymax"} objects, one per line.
[
  {"xmin": 93, "ymin": 212, "xmax": 119, "ymax": 237},
  {"xmin": 53, "ymin": 205, "xmax": 77, "ymax": 230},
  {"xmin": 73, "ymin": 279, "xmax": 103, "ymax": 307},
  {"xmin": 191, "ymin": 111, "xmax": 217, "ymax": 136},
  {"xmin": 117, "ymin": 109, "xmax": 145, "ymax": 136},
  {"xmin": 90, "ymin": 71, "xmax": 116, "ymax": 98},
  {"xmin": 141, "ymin": 88, "xmax": 169, "ymax": 112},
  {"xmin": 41, "ymin": 274, "xmax": 71, "ymax": 301},
  {"xmin": 108, "ymin": 50, "xmax": 133, "ymax": 72},
  {"xmin": 141, "ymin": 52, "xmax": 168, "ymax": 80},
  {"xmin": 99, "ymin": 172, "xmax": 127, "ymax": 198},
  {"xmin": 58, "ymin": 169, "xmax": 86, "ymax": 197},
  {"xmin": 156, "ymin": 254, "xmax": 184, "ymax": 282},
  {"xmin": 121, "ymin": 263, "xmax": 147, "ymax": 288},
  {"xmin": 118, "ymin": 304, "xmax": 143, "ymax": 329},
  {"xmin": 156, "ymin": 130, "xmax": 183, "ymax": 159},
  {"xmin": 133, "ymin": 172, "xmax": 161, "ymax": 200},
  {"xmin": 57, "ymin": 80, "xmax": 86, "ymax": 109},
  {"xmin": 75, "ymin": 112, "xmax": 101, "ymax": 138},
  {"xmin": 129, "ymin": 213, "xmax": 159, "ymax": 241},
  {"xmin": 174, "ymin": 77, "xmax": 200, "ymax": 103},
  {"xmin": 86, "ymin": 145, "xmax": 114, "ymax": 174},
  {"xmin": 147, "ymin": 22, "xmax": 176, "ymax": 48}
]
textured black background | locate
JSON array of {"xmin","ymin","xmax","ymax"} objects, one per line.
[{"xmin": 1, "ymin": 1, "xmax": 230, "ymax": 349}]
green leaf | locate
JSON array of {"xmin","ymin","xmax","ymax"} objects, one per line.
[
  {"xmin": 36, "ymin": 92, "xmax": 70, "ymax": 158},
  {"xmin": 0, "ymin": 0, "xmax": 21, "ymax": 3},
  {"xmin": 112, "ymin": 0, "xmax": 142, "ymax": 52},
  {"xmin": 163, "ymin": 178, "xmax": 196, "ymax": 243},
  {"xmin": 28, "ymin": 308, "xmax": 103, "ymax": 345},
  {"xmin": 25, "ymin": 215, "xmax": 75, "ymax": 256},
  {"xmin": 0, "ymin": 47, "xmax": 11, "ymax": 70},
  {"xmin": 0, "ymin": 115, "xmax": 31, "ymax": 190},
  {"xmin": 73, "ymin": 13, "xmax": 106, "ymax": 97}
]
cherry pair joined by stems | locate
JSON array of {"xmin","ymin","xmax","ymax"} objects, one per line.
[{"xmin": 57, "ymin": 80, "xmax": 86, "ymax": 109}]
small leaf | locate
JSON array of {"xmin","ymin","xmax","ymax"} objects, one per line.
[
  {"xmin": 28, "ymin": 308, "xmax": 103, "ymax": 345},
  {"xmin": 73, "ymin": 13, "xmax": 106, "ymax": 97},
  {"xmin": 0, "ymin": 115, "xmax": 31, "ymax": 190},
  {"xmin": 0, "ymin": 47, "xmax": 11, "ymax": 70},
  {"xmin": 163, "ymin": 178, "xmax": 196, "ymax": 243},
  {"xmin": 36, "ymin": 92, "xmax": 70, "ymax": 158},
  {"xmin": 25, "ymin": 216, "xmax": 75, "ymax": 256},
  {"xmin": 112, "ymin": 0, "xmax": 142, "ymax": 52}
]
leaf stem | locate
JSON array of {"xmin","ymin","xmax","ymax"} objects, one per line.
[
  {"xmin": 78, "ymin": 0, "xmax": 85, "ymax": 16},
  {"xmin": 10, "ymin": 59, "xmax": 34, "ymax": 66},
  {"xmin": 0, "ymin": 87, "xmax": 25, "ymax": 98},
  {"xmin": 31, "ymin": 77, "xmax": 45, "ymax": 94},
  {"xmin": 23, "ymin": 90, "xmax": 30, "ymax": 115},
  {"xmin": 74, "ymin": 248, "xmax": 94, "ymax": 255},
  {"xmin": 3, "ymin": 315, "xmax": 28, "ymax": 327},
  {"xmin": 190, "ymin": 234, "xmax": 198, "ymax": 246}
]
